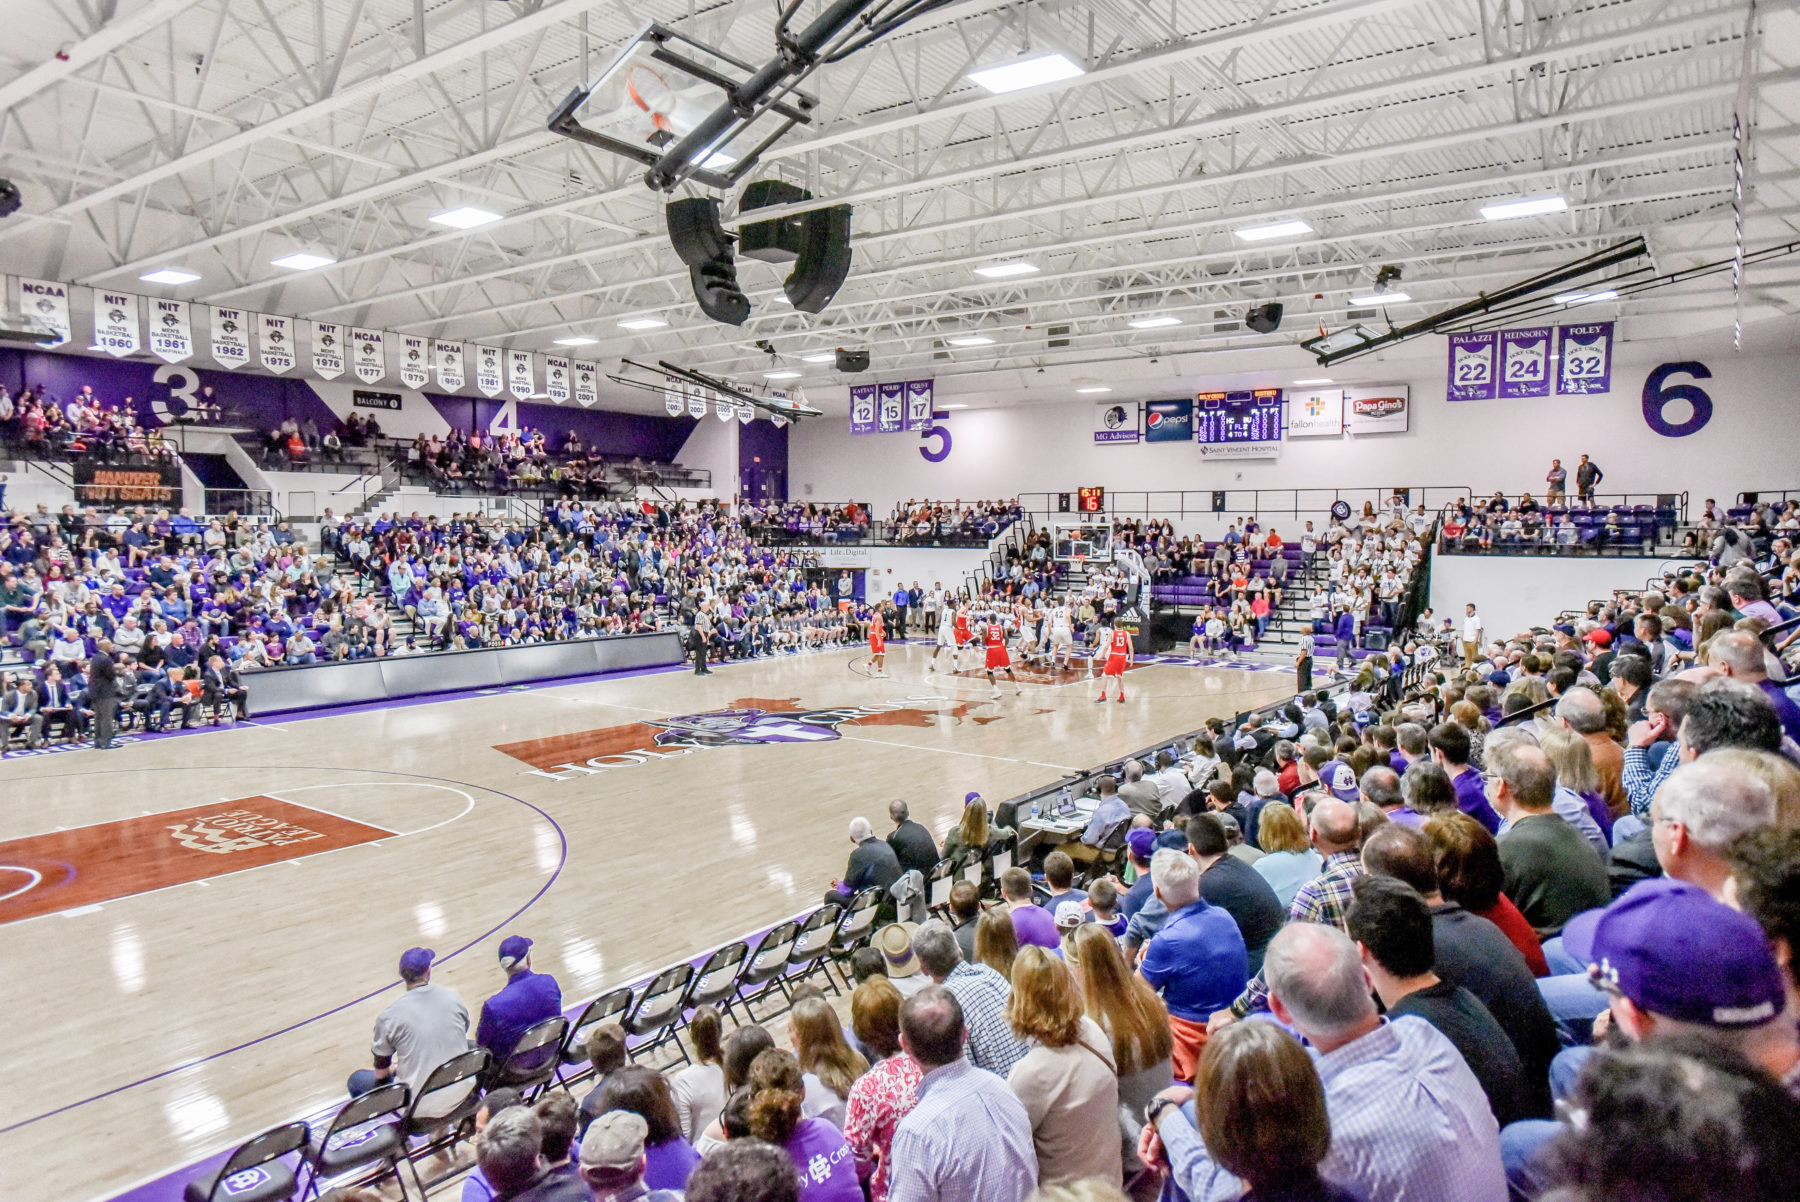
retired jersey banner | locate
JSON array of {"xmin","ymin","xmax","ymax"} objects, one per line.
[
  {"xmin": 19, "ymin": 278, "xmax": 71, "ymax": 345},
  {"xmin": 93, "ymin": 291, "xmax": 140, "ymax": 357},
  {"xmin": 312, "ymin": 322, "xmax": 345, "ymax": 379},
  {"xmin": 351, "ymin": 328, "xmax": 385, "ymax": 383},
  {"xmin": 1287, "ymin": 388, "xmax": 1343, "ymax": 437},
  {"xmin": 1094, "ymin": 401, "xmax": 1139, "ymax": 444},
  {"xmin": 876, "ymin": 382, "xmax": 904, "ymax": 433},
  {"xmin": 544, "ymin": 356, "xmax": 571, "ymax": 403},
  {"xmin": 1556, "ymin": 321, "xmax": 1614, "ymax": 394},
  {"xmin": 508, "ymin": 349, "xmax": 535, "ymax": 399},
  {"xmin": 1499, "ymin": 326, "xmax": 1552, "ymax": 399},
  {"xmin": 147, "ymin": 299, "xmax": 192, "ymax": 363},
  {"xmin": 259, "ymin": 313, "xmax": 295, "ymax": 373},
  {"xmin": 211, "ymin": 307, "xmax": 250, "ymax": 369},
  {"xmin": 849, "ymin": 384, "xmax": 877, "ymax": 434},
  {"xmin": 903, "ymin": 379, "xmax": 934, "ymax": 431},
  {"xmin": 1344, "ymin": 385, "xmax": 1410, "ymax": 433},
  {"xmin": 434, "ymin": 340, "xmax": 464, "ymax": 392},
  {"xmin": 474, "ymin": 345, "xmax": 504, "ymax": 397},
  {"xmin": 1446, "ymin": 330, "xmax": 1497, "ymax": 401},
  {"xmin": 396, "ymin": 335, "xmax": 428, "ymax": 389},
  {"xmin": 573, "ymin": 361, "xmax": 598, "ymax": 407}
]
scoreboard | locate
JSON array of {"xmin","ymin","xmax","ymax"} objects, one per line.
[
  {"xmin": 1194, "ymin": 388, "xmax": 1284, "ymax": 444},
  {"xmin": 1077, "ymin": 486, "xmax": 1105, "ymax": 513}
]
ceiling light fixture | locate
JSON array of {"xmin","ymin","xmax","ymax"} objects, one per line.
[
  {"xmin": 800, "ymin": 352, "xmax": 837, "ymax": 363},
  {"xmin": 763, "ymin": 370, "xmax": 802, "ymax": 379},
  {"xmin": 617, "ymin": 317, "xmax": 668, "ymax": 331},
  {"xmin": 1293, "ymin": 377, "xmax": 1334, "ymax": 385},
  {"xmin": 1349, "ymin": 291, "xmax": 1411, "ymax": 306},
  {"xmin": 139, "ymin": 268, "xmax": 201, "ymax": 285},
  {"xmin": 1553, "ymin": 289, "xmax": 1619, "ymax": 305},
  {"xmin": 270, "ymin": 252, "xmax": 335, "ymax": 271},
  {"xmin": 554, "ymin": 336, "xmax": 599, "ymax": 346},
  {"xmin": 973, "ymin": 262, "xmax": 1040, "ymax": 279},
  {"xmin": 429, "ymin": 206, "xmax": 503, "ymax": 230},
  {"xmin": 941, "ymin": 403, "xmax": 969, "ymax": 410},
  {"xmin": 946, "ymin": 335, "xmax": 996, "ymax": 346},
  {"xmin": 1234, "ymin": 219, "xmax": 1312, "ymax": 242},
  {"xmin": 968, "ymin": 52, "xmax": 1084, "ymax": 95},
  {"xmin": 1075, "ymin": 386, "xmax": 1112, "ymax": 394},
  {"xmin": 1480, "ymin": 195, "xmax": 1568, "ymax": 221},
  {"xmin": 1128, "ymin": 316, "xmax": 1182, "ymax": 329}
]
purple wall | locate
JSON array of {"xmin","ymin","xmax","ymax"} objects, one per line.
[
  {"xmin": 430, "ymin": 396, "xmax": 693, "ymax": 461},
  {"xmin": 738, "ymin": 418, "xmax": 789, "ymax": 501}
]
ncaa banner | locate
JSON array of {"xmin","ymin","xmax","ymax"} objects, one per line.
[
  {"xmin": 665, "ymin": 387, "xmax": 685, "ymax": 417},
  {"xmin": 1556, "ymin": 321, "xmax": 1614, "ymax": 394},
  {"xmin": 736, "ymin": 402, "xmax": 755, "ymax": 424},
  {"xmin": 1144, "ymin": 398, "xmax": 1192, "ymax": 442},
  {"xmin": 19, "ymin": 278, "xmax": 71, "ymax": 345},
  {"xmin": 876, "ymin": 382, "xmax": 904, "ymax": 433},
  {"xmin": 715, "ymin": 397, "xmax": 735, "ymax": 422},
  {"xmin": 434, "ymin": 340, "xmax": 465, "ymax": 391},
  {"xmin": 398, "ymin": 335, "xmax": 429, "ymax": 389},
  {"xmin": 572, "ymin": 361, "xmax": 598, "ymax": 407},
  {"xmin": 1499, "ymin": 326, "xmax": 1552, "ymax": 399},
  {"xmin": 474, "ymin": 345, "xmax": 504, "ymax": 397},
  {"xmin": 93, "ymin": 290, "xmax": 140, "ymax": 357},
  {"xmin": 147, "ymin": 299, "xmax": 192, "ymax": 363},
  {"xmin": 544, "ymin": 356, "xmax": 571, "ymax": 403},
  {"xmin": 1344, "ymin": 385, "xmax": 1410, "ymax": 433},
  {"xmin": 312, "ymin": 322, "xmax": 345, "ymax": 379},
  {"xmin": 686, "ymin": 384, "xmax": 708, "ymax": 419},
  {"xmin": 1288, "ymin": 388, "xmax": 1343, "ymax": 437},
  {"xmin": 903, "ymin": 379, "xmax": 933, "ymax": 431},
  {"xmin": 1094, "ymin": 401, "xmax": 1139, "ymax": 444},
  {"xmin": 1446, "ymin": 331, "xmax": 1497, "ymax": 401},
  {"xmin": 351, "ymin": 328, "xmax": 386, "ymax": 383},
  {"xmin": 508, "ymin": 349, "xmax": 534, "ymax": 399},
  {"xmin": 259, "ymin": 313, "xmax": 295, "ymax": 373},
  {"xmin": 211, "ymin": 306, "xmax": 250, "ymax": 369},
  {"xmin": 849, "ymin": 384, "xmax": 877, "ymax": 434}
]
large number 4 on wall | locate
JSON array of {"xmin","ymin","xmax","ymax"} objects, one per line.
[{"xmin": 1642, "ymin": 361, "xmax": 1713, "ymax": 438}]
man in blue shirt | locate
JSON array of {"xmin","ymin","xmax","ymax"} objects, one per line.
[
  {"xmin": 1138, "ymin": 848, "xmax": 1248, "ymax": 1081},
  {"xmin": 476, "ymin": 935, "xmax": 563, "ymax": 1069},
  {"xmin": 1058, "ymin": 774, "xmax": 1131, "ymax": 863}
]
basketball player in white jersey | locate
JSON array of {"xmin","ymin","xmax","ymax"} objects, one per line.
[
  {"xmin": 1047, "ymin": 600, "xmax": 1075, "ymax": 668},
  {"xmin": 929, "ymin": 599, "xmax": 958, "ymax": 673}
]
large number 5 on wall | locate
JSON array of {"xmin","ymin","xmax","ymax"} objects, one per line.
[{"xmin": 1642, "ymin": 361, "xmax": 1713, "ymax": 438}]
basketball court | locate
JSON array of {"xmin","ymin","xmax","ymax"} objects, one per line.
[{"xmin": 0, "ymin": 646, "xmax": 1293, "ymax": 1202}]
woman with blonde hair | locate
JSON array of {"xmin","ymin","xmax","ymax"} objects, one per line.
[
  {"xmin": 743, "ymin": 1049, "xmax": 862, "ymax": 1201},
  {"xmin": 843, "ymin": 979, "xmax": 921, "ymax": 1202},
  {"xmin": 1250, "ymin": 802, "xmax": 1322, "ymax": 907},
  {"xmin": 1449, "ymin": 698, "xmax": 1489, "ymax": 768},
  {"xmin": 1538, "ymin": 725, "xmax": 1614, "ymax": 846},
  {"xmin": 975, "ymin": 905, "xmax": 1019, "ymax": 980},
  {"xmin": 1005, "ymin": 946, "xmax": 1122, "ymax": 1187},
  {"xmin": 1071, "ymin": 924, "xmax": 1173, "ymax": 1150},
  {"xmin": 940, "ymin": 793, "xmax": 991, "ymax": 862},
  {"xmin": 788, "ymin": 996, "xmax": 869, "ymax": 1113}
]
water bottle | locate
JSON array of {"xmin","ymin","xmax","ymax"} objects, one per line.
[{"xmin": 1030, "ymin": 797, "xmax": 1041, "ymax": 821}]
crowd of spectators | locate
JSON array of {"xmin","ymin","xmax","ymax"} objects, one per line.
[
  {"xmin": 889, "ymin": 498, "xmax": 1023, "ymax": 546},
  {"xmin": 0, "ymin": 382, "xmax": 180, "ymax": 463}
]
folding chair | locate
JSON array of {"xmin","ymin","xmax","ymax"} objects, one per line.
[
  {"xmin": 981, "ymin": 832, "xmax": 1017, "ymax": 901},
  {"xmin": 734, "ymin": 919, "xmax": 802, "ymax": 1020},
  {"xmin": 957, "ymin": 846, "xmax": 984, "ymax": 893},
  {"xmin": 783, "ymin": 904, "xmax": 843, "ymax": 996},
  {"xmin": 823, "ymin": 887, "xmax": 885, "ymax": 991},
  {"xmin": 184, "ymin": 1121, "xmax": 310, "ymax": 1202},
  {"xmin": 924, "ymin": 859, "xmax": 960, "ymax": 919},
  {"xmin": 684, "ymin": 941, "xmax": 751, "ymax": 1021},
  {"xmin": 397, "ymin": 1047, "xmax": 489, "ymax": 1198},
  {"xmin": 485, "ymin": 1015, "xmax": 569, "ymax": 1098},
  {"xmin": 302, "ymin": 1084, "xmax": 409, "ymax": 1201},
  {"xmin": 623, "ymin": 964, "xmax": 694, "ymax": 1070},
  {"xmin": 556, "ymin": 985, "xmax": 634, "ymax": 1090}
]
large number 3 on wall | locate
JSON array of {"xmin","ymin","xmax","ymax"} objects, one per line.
[
  {"xmin": 150, "ymin": 364, "xmax": 201, "ymax": 425},
  {"xmin": 1642, "ymin": 361, "xmax": 1713, "ymax": 438}
]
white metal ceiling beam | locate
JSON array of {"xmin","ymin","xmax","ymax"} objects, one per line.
[{"xmin": 0, "ymin": 0, "xmax": 209, "ymax": 114}]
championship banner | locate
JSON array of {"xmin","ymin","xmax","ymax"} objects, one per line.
[
  {"xmin": 573, "ymin": 361, "xmax": 598, "ymax": 407},
  {"xmin": 849, "ymin": 384, "xmax": 877, "ymax": 434},
  {"xmin": 93, "ymin": 290, "xmax": 140, "ymax": 357},
  {"xmin": 903, "ymin": 380, "xmax": 933, "ymax": 431},
  {"xmin": 259, "ymin": 313, "xmax": 295, "ymax": 373},
  {"xmin": 686, "ymin": 384, "xmax": 708, "ymax": 419},
  {"xmin": 1094, "ymin": 401, "xmax": 1139, "ymax": 444},
  {"xmin": 1556, "ymin": 321, "xmax": 1614, "ymax": 394},
  {"xmin": 351, "ymin": 328, "xmax": 386, "ymax": 383},
  {"xmin": 544, "ymin": 356, "xmax": 570, "ymax": 403},
  {"xmin": 1498, "ymin": 326, "xmax": 1552, "ymax": 399},
  {"xmin": 434, "ymin": 340, "xmax": 464, "ymax": 392},
  {"xmin": 73, "ymin": 460, "xmax": 182, "ymax": 506},
  {"xmin": 1343, "ymin": 385, "xmax": 1410, "ymax": 433},
  {"xmin": 1287, "ymin": 389, "xmax": 1343, "ymax": 438},
  {"xmin": 20, "ymin": 278, "xmax": 71, "ymax": 345},
  {"xmin": 211, "ymin": 307, "xmax": 250, "ymax": 369},
  {"xmin": 737, "ymin": 402, "xmax": 755, "ymax": 424},
  {"xmin": 508, "ymin": 349, "xmax": 534, "ymax": 399},
  {"xmin": 399, "ymin": 335, "xmax": 429, "ymax": 389},
  {"xmin": 474, "ymin": 345, "xmax": 504, "ymax": 397},
  {"xmin": 148, "ymin": 299, "xmax": 192, "ymax": 363},
  {"xmin": 665, "ymin": 387, "xmax": 685, "ymax": 417},
  {"xmin": 876, "ymin": 382, "xmax": 904, "ymax": 433},
  {"xmin": 312, "ymin": 322, "xmax": 345, "ymax": 379},
  {"xmin": 1446, "ymin": 331, "xmax": 1497, "ymax": 401},
  {"xmin": 715, "ymin": 397, "xmax": 735, "ymax": 422}
]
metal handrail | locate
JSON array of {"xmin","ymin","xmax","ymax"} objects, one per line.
[{"xmin": 1018, "ymin": 486, "xmax": 1474, "ymax": 527}]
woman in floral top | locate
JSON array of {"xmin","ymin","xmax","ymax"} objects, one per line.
[{"xmin": 842, "ymin": 978, "xmax": 921, "ymax": 1202}]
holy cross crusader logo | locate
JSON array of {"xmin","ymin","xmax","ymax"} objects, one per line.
[{"xmin": 496, "ymin": 694, "xmax": 1005, "ymax": 781}]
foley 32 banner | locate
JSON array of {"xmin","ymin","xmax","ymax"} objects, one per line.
[{"xmin": 1448, "ymin": 321, "xmax": 1614, "ymax": 400}]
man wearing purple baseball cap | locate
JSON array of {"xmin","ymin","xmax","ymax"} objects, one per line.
[
  {"xmin": 347, "ymin": 946, "xmax": 474, "ymax": 1118},
  {"xmin": 475, "ymin": 935, "xmax": 564, "ymax": 1072},
  {"xmin": 1117, "ymin": 825, "xmax": 1160, "ymax": 919}
]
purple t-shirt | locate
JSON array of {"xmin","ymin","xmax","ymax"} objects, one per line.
[
  {"xmin": 1450, "ymin": 767, "xmax": 1503, "ymax": 834},
  {"xmin": 785, "ymin": 1116, "xmax": 863, "ymax": 1202},
  {"xmin": 643, "ymin": 1137, "xmax": 701, "ymax": 1192},
  {"xmin": 1008, "ymin": 902, "xmax": 1061, "ymax": 949}
]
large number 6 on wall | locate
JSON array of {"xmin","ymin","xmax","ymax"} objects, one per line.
[
  {"xmin": 919, "ymin": 409, "xmax": 952, "ymax": 463},
  {"xmin": 1642, "ymin": 361, "xmax": 1713, "ymax": 438}
]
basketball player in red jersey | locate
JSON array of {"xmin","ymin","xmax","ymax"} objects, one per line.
[
  {"xmin": 952, "ymin": 603, "xmax": 975, "ymax": 672},
  {"xmin": 1097, "ymin": 620, "xmax": 1133, "ymax": 703},
  {"xmin": 983, "ymin": 614, "xmax": 1023, "ymax": 698},
  {"xmin": 866, "ymin": 608, "xmax": 888, "ymax": 678}
]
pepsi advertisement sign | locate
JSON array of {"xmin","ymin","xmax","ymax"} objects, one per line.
[{"xmin": 1144, "ymin": 398, "xmax": 1193, "ymax": 443}]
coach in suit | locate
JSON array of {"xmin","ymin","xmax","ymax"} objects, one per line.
[
  {"xmin": 202, "ymin": 655, "xmax": 248, "ymax": 722},
  {"xmin": 1, "ymin": 676, "xmax": 44, "ymax": 750},
  {"xmin": 87, "ymin": 642, "xmax": 121, "ymax": 750},
  {"xmin": 38, "ymin": 667, "xmax": 81, "ymax": 740}
]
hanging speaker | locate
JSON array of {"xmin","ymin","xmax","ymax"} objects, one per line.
[
  {"xmin": 783, "ymin": 204, "xmax": 853, "ymax": 314},
  {"xmin": 1245, "ymin": 302, "xmax": 1284, "ymax": 334},
  {"xmin": 667, "ymin": 198, "xmax": 749, "ymax": 326},
  {"xmin": 835, "ymin": 349, "xmax": 870, "ymax": 373}
]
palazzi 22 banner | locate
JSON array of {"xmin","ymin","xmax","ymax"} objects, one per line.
[{"xmin": 1447, "ymin": 321, "xmax": 1613, "ymax": 400}]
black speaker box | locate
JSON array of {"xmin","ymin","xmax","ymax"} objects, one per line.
[
  {"xmin": 666, "ymin": 198, "xmax": 732, "ymax": 267},
  {"xmin": 1245, "ymin": 302, "xmax": 1284, "ymax": 334},
  {"xmin": 835, "ymin": 349, "xmax": 870, "ymax": 372},
  {"xmin": 784, "ymin": 204, "xmax": 853, "ymax": 313}
]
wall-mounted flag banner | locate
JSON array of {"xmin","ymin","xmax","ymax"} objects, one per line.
[
  {"xmin": 474, "ymin": 345, "xmax": 504, "ymax": 397},
  {"xmin": 508, "ymin": 349, "xmax": 534, "ymax": 399},
  {"xmin": 573, "ymin": 361, "xmax": 598, "ymax": 407},
  {"xmin": 211, "ymin": 307, "xmax": 250, "ymax": 369},
  {"xmin": 544, "ymin": 356, "xmax": 570, "ymax": 403},
  {"xmin": 876, "ymin": 382, "xmax": 904, "ymax": 433},
  {"xmin": 434, "ymin": 340, "xmax": 464, "ymax": 391},
  {"xmin": 147, "ymin": 299, "xmax": 192, "ymax": 363},
  {"xmin": 93, "ymin": 291, "xmax": 140, "ymax": 357},
  {"xmin": 771, "ymin": 413, "xmax": 788, "ymax": 428},
  {"xmin": 1343, "ymin": 384, "xmax": 1410, "ymax": 433},
  {"xmin": 665, "ymin": 387, "xmax": 685, "ymax": 417},
  {"xmin": 1499, "ymin": 326, "xmax": 1553, "ymax": 399},
  {"xmin": 351, "ymin": 328, "xmax": 385, "ymax": 383},
  {"xmin": 686, "ymin": 384, "xmax": 708, "ymax": 419},
  {"xmin": 1287, "ymin": 388, "xmax": 1343, "ymax": 437},
  {"xmin": 849, "ymin": 384, "xmax": 877, "ymax": 434},
  {"xmin": 1144, "ymin": 398, "xmax": 1193, "ymax": 442},
  {"xmin": 259, "ymin": 313, "xmax": 295, "ymax": 373},
  {"xmin": 1094, "ymin": 401, "xmax": 1140, "ymax": 444},
  {"xmin": 398, "ymin": 335, "xmax": 429, "ymax": 389},
  {"xmin": 1556, "ymin": 321, "xmax": 1614, "ymax": 394},
  {"xmin": 903, "ymin": 380, "xmax": 934, "ymax": 431},
  {"xmin": 312, "ymin": 322, "xmax": 345, "ymax": 379},
  {"xmin": 1446, "ymin": 330, "xmax": 1497, "ymax": 401},
  {"xmin": 737, "ymin": 402, "xmax": 755, "ymax": 424},
  {"xmin": 19, "ymin": 278, "xmax": 71, "ymax": 345},
  {"xmin": 714, "ymin": 397, "xmax": 735, "ymax": 422}
]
